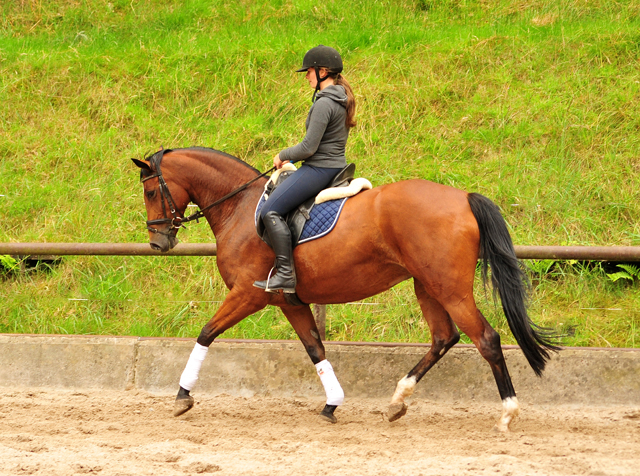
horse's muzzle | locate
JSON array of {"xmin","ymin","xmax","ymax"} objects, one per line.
[{"xmin": 149, "ymin": 234, "xmax": 179, "ymax": 253}]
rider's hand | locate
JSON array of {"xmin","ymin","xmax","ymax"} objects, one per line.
[{"xmin": 274, "ymin": 154, "xmax": 289, "ymax": 170}]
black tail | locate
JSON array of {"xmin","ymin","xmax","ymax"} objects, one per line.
[{"xmin": 467, "ymin": 193, "xmax": 560, "ymax": 376}]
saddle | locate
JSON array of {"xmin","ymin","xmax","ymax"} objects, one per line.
[{"xmin": 255, "ymin": 163, "xmax": 371, "ymax": 249}]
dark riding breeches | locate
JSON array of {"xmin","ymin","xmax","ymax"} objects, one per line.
[{"xmin": 259, "ymin": 164, "xmax": 343, "ymax": 219}]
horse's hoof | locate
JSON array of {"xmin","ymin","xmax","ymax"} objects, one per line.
[
  {"xmin": 319, "ymin": 404, "xmax": 338, "ymax": 423},
  {"xmin": 493, "ymin": 423, "xmax": 511, "ymax": 433},
  {"xmin": 319, "ymin": 410, "xmax": 338, "ymax": 424},
  {"xmin": 173, "ymin": 396, "xmax": 194, "ymax": 417},
  {"xmin": 387, "ymin": 402, "xmax": 408, "ymax": 422}
]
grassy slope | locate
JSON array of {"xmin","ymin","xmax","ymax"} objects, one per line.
[{"xmin": 1, "ymin": 0, "xmax": 639, "ymax": 346}]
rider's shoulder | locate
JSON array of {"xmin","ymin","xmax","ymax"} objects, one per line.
[{"xmin": 309, "ymin": 97, "xmax": 333, "ymax": 116}]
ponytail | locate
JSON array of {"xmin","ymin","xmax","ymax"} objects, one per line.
[{"xmin": 333, "ymin": 73, "xmax": 357, "ymax": 128}]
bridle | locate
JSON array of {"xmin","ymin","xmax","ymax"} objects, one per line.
[{"xmin": 141, "ymin": 149, "xmax": 275, "ymax": 236}]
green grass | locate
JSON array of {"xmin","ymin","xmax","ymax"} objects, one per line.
[{"xmin": 1, "ymin": 0, "xmax": 639, "ymax": 347}]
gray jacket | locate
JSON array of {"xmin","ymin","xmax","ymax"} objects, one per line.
[{"xmin": 279, "ymin": 85, "xmax": 349, "ymax": 169}]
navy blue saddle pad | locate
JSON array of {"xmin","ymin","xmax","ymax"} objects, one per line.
[{"xmin": 255, "ymin": 193, "xmax": 347, "ymax": 244}]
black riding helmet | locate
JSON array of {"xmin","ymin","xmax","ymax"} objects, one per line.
[
  {"xmin": 296, "ymin": 45, "xmax": 343, "ymax": 73},
  {"xmin": 296, "ymin": 45, "xmax": 343, "ymax": 102}
]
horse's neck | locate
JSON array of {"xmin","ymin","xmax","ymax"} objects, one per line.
[{"xmin": 179, "ymin": 155, "xmax": 264, "ymax": 238}]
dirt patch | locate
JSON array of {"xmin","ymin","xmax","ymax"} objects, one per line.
[{"xmin": 0, "ymin": 390, "xmax": 638, "ymax": 475}]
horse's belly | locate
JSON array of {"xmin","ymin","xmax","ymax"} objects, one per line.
[
  {"xmin": 294, "ymin": 230, "xmax": 411, "ymax": 304},
  {"xmin": 296, "ymin": 264, "xmax": 411, "ymax": 304}
]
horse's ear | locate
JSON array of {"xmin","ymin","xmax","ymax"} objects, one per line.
[{"xmin": 131, "ymin": 158, "xmax": 152, "ymax": 171}]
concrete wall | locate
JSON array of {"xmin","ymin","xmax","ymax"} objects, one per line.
[{"xmin": 1, "ymin": 334, "xmax": 639, "ymax": 405}]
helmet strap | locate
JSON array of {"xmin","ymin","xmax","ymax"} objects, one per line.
[{"xmin": 312, "ymin": 67, "xmax": 332, "ymax": 102}]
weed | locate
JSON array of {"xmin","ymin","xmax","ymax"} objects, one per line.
[
  {"xmin": 0, "ymin": 255, "xmax": 19, "ymax": 274},
  {"xmin": 607, "ymin": 264, "xmax": 640, "ymax": 283}
]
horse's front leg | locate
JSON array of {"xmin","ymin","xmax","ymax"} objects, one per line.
[
  {"xmin": 174, "ymin": 289, "xmax": 268, "ymax": 417},
  {"xmin": 281, "ymin": 304, "xmax": 344, "ymax": 424}
]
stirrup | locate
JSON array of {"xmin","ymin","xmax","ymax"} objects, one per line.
[
  {"xmin": 266, "ymin": 270, "xmax": 297, "ymax": 293},
  {"xmin": 253, "ymin": 267, "xmax": 279, "ymax": 294}
]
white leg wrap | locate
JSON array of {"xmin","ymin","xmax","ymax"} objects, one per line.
[
  {"xmin": 315, "ymin": 360, "xmax": 344, "ymax": 406},
  {"xmin": 391, "ymin": 375, "xmax": 417, "ymax": 404},
  {"xmin": 179, "ymin": 343, "xmax": 209, "ymax": 391}
]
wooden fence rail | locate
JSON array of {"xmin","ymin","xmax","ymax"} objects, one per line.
[
  {"xmin": 2, "ymin": 243, "xmax": 640, "ymax": 260},
  {"xmin": 3, "ymin": 243, "xmax": 639, "ymax": 341}
]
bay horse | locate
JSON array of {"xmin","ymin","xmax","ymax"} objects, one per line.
[{"xmin": 132, "ymin": 146, "xmax": 558, "ymax": 432}]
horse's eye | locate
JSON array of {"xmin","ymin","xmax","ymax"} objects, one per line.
[{"xmin": 146, "ymin": 190, "xmax": 157, "ymax": 199}]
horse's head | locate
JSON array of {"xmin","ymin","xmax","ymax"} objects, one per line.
[{"xmin": 132, "ymin": 155, "xmax": 190, "ymax": 253}]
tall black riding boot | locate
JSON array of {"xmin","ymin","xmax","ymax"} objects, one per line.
[{"xmin": 253, "ymin": 211, "xmax": 297, "ymax": 293}]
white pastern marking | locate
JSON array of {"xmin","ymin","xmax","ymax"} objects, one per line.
[
  {"xmin": 390, "ymin": 375, "xmax": 417, "ymax": 404},
  {"xmin": 495, "ymin": 396, "xmax": 520, "ymax": 432}
]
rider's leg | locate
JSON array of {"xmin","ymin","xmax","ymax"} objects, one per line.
[
  {"xmin": 253, "ymin": 211, "xmax": 297, "ymax": 293},
  {"xmin": 259, "ymin": 164, "xmax": 344, "ymax": 218},
  {"xmin": 254, "ymin": 164, "xmax": 342, "ymax": 293}
]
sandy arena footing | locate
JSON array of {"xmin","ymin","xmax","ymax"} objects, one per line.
[{"xmin": 1, "ymin": 335, "xmax": 639, "ymax": 475}]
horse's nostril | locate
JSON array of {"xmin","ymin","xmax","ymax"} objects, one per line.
[{"xmin": 149, "ymin": 243, "xmax": 162, "ymax": 251}]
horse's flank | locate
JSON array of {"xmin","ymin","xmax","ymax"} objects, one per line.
[{"xmin": 294, "ymin": 179, "xmax": 478, "ymax": 305}]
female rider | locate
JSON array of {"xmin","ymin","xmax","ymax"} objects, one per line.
[{"xmin": 254, "ymin": 45, "xmax": 357, "ymax": 293}]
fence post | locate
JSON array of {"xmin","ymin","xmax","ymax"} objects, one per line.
[{"xmin": 313, "ymin": 304, "xmax": 327, "ymax": 341}]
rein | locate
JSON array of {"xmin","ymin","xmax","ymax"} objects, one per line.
[{"xmin": 142, "ymin": 149, "xmax": 275, "ymax": 236}]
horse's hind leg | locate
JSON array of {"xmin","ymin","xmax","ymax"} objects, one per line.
[
  {"xmin": 387, "ymin": 280, "xmax": 460, "ymax": 422},
  {"xmin": 281, "ymin": 304, "xmax": 344, "ymax": 424},
  {"xmin": 445, "ymin": 301, "xmax": 519, "ymax": 432}
]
